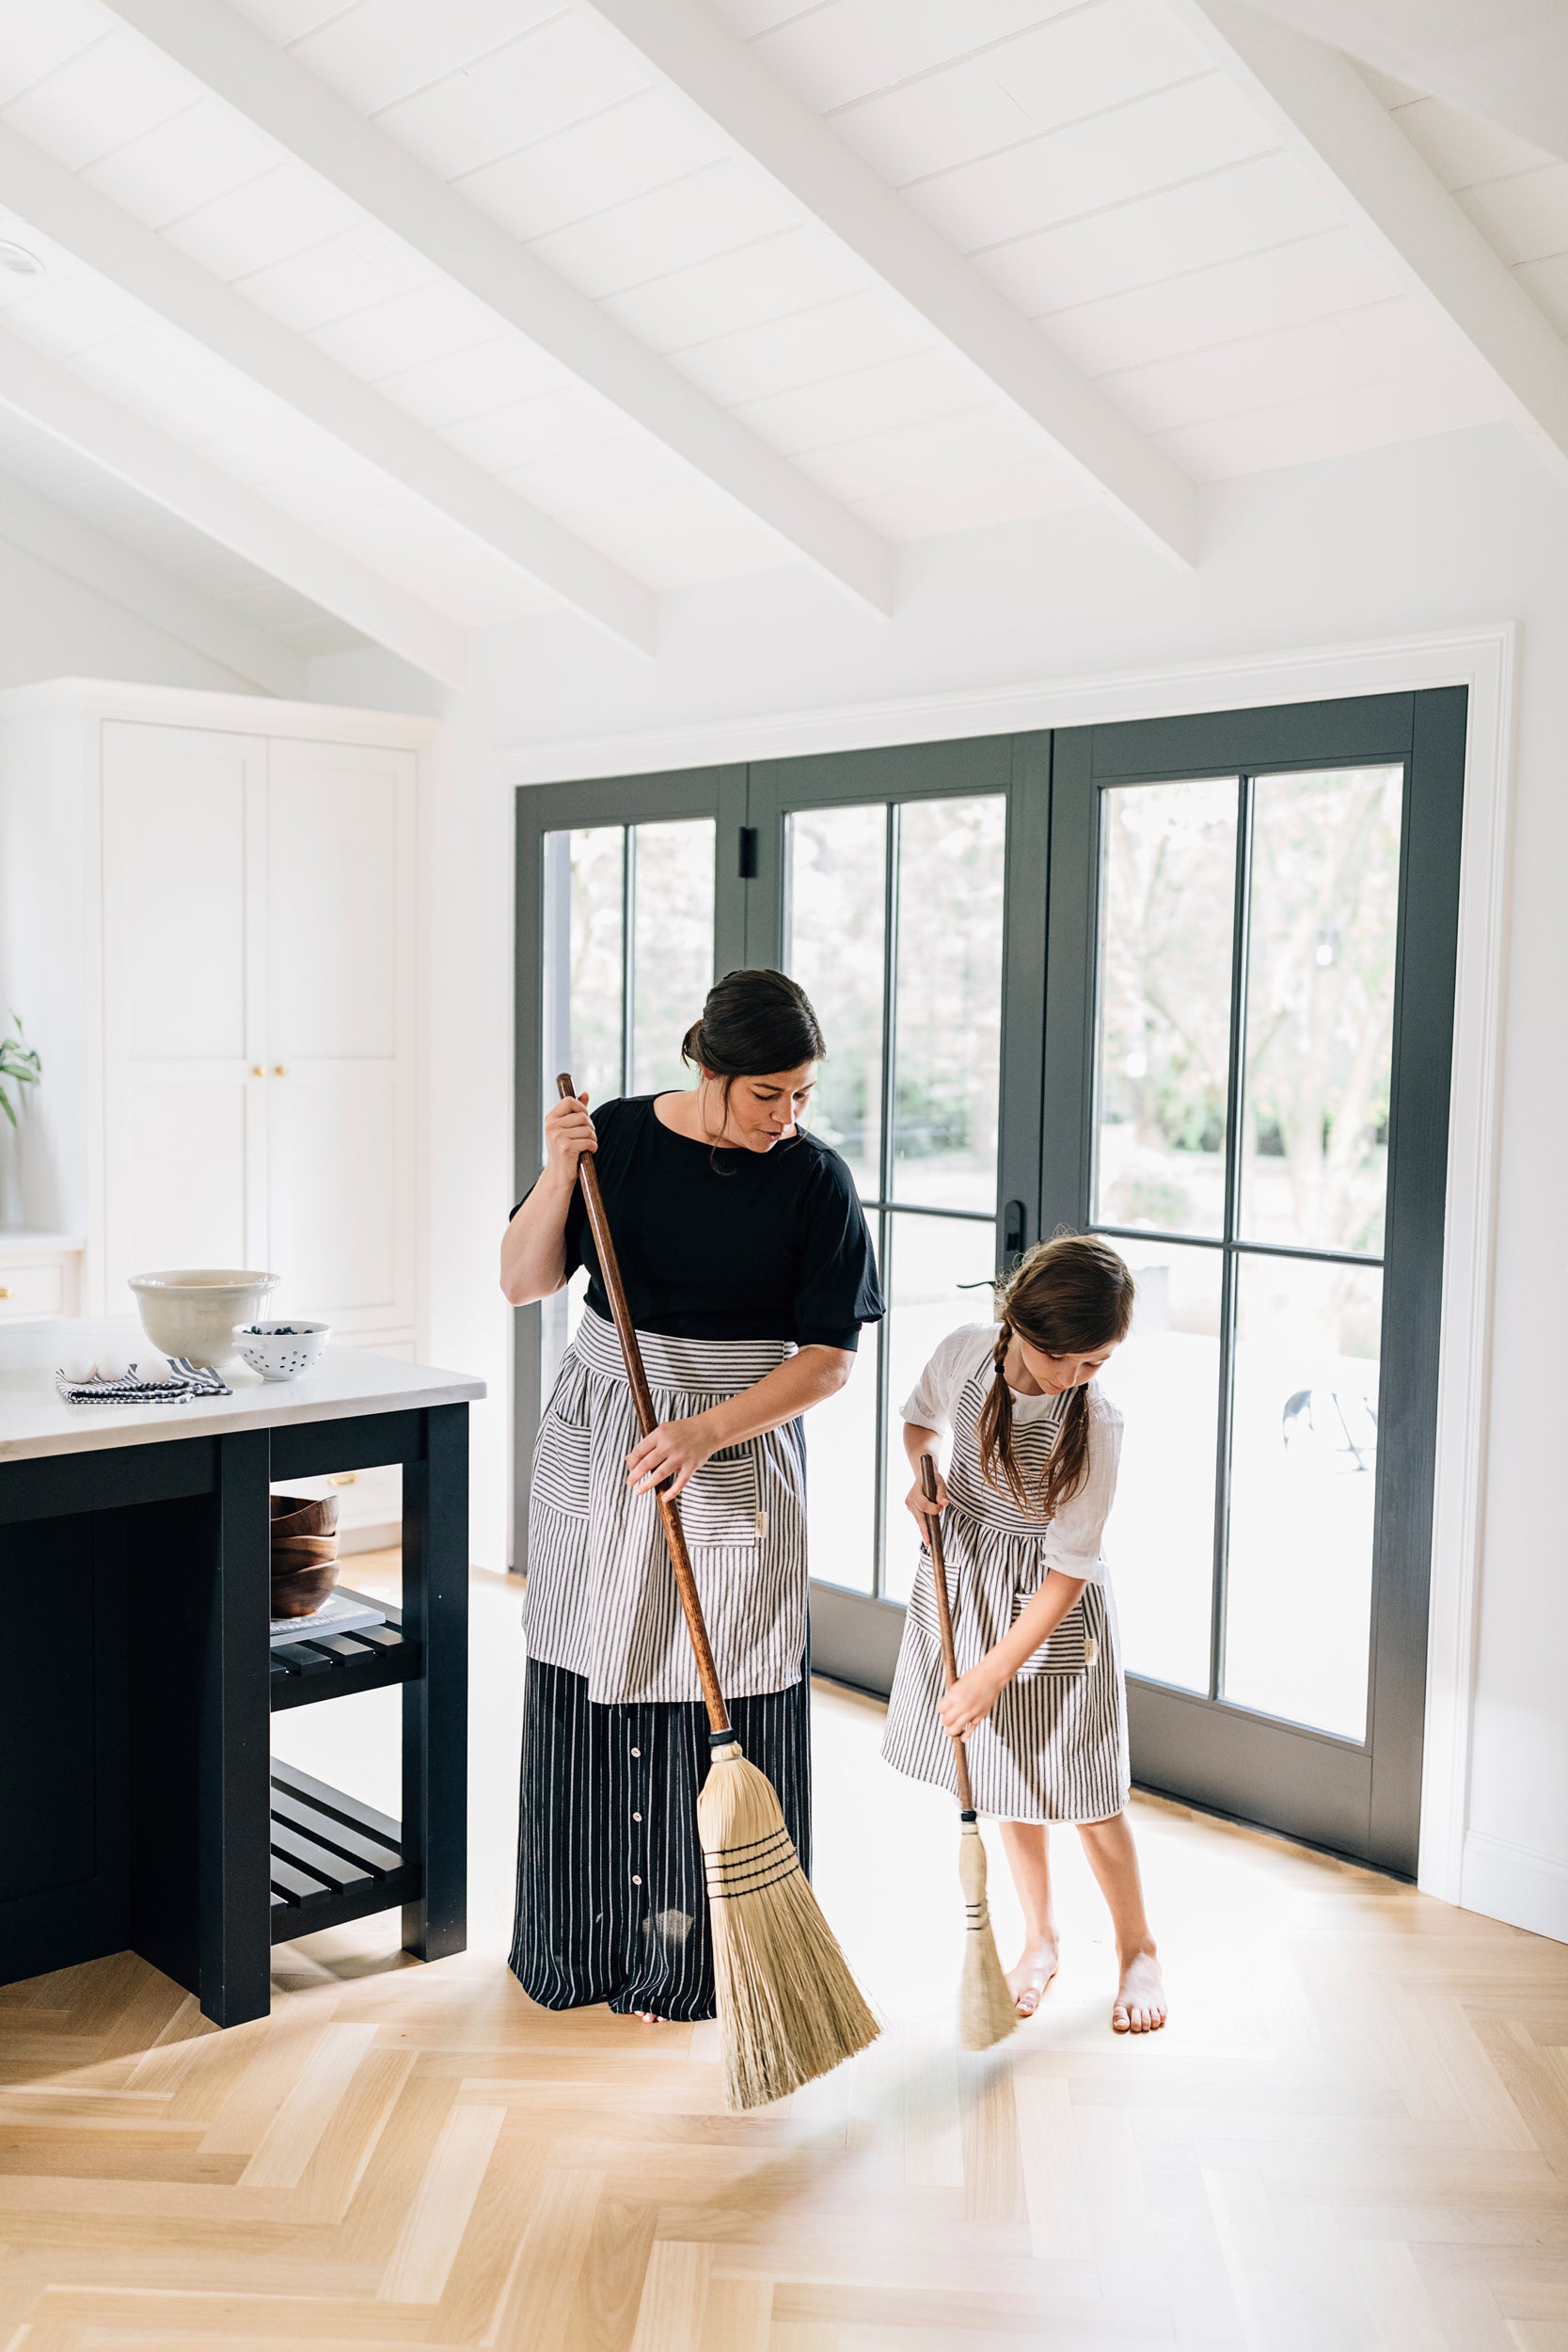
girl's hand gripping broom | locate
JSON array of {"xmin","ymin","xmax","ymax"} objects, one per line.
[
  {"xmin": 558, "ymin": 1075, "xmax": 879, "ymax": 2110},
  {"xmin": 919, "ymin": 1452, "xmax": 1017, "ymax": 2050}
]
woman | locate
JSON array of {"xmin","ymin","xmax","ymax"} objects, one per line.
[{"xmin": 500, "ymin": 968, "xmax": 884, "ymax": 2023}]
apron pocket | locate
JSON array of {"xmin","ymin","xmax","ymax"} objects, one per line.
[
  {"xmin": 681, "ymin": 1445, "xmax": 762, "ymax": 1547},
  {"xmin": 531, "ymin": 1407, "xmax": 591, "ymax": 1519},
  {"xmin": 1012, "ymin": 1588, "xmax": 1097, "ymax": 1678}
]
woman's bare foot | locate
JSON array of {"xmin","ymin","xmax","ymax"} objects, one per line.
[
  {"xmin": 1007, "ymin": 1939, "xmax": 1060, "ymax": 2019},
  {"xmin": 1112, "ymin": 1946, "xmax": 1165, "ymax": 2035}
]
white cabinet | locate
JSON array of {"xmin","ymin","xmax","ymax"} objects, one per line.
[{"xmin": 0, "ymin": 683, "xmax": 433, "ymax": 1350}]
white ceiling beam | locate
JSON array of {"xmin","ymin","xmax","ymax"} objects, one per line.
[
  {"xmin": 0, "ymin": 123, "xmax": 655, "ymax": 655},
  {"xmin": 0, "ymin": 326, "xmax": 469, "ymax": 684},
  {"xmin": 1178, "ymin": 0, "xmax": 1568, "ymax": 490},
  {"xmin": 581, "ymin": 0, "xmax": 1199, "ymax": 569},
  {"xmin": 0, "ymin": 469, "xmax": 305, "ymax": 694},
  {"xmin": 101, "ymin": 0, "xmax": 896, "ymax": 617}
]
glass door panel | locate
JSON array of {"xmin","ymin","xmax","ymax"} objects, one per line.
[
  {"xmin": 800, "ymin": 1344, "xmax": 879, "ymax": 1596},
  {"xmin": 1094, "ymin": 778, "xmax": 1237, "ymax": 1237},
  {"xmin": 892, "ymin": 796, "xmax": 1006, "ymax": 1212},
  {"xmin": 1224, "ymin": 1254, "xmax": 1383, "ymax": 1739},
  {"xmin": 1241, "ymin": 767, "xmax": 1402, "ymax": 1255},
  {"xmin": 1093, "ymin": 1236, "xmax": 1223, "ymax": 1695},
  {"xmin": 785, "ymin": 804, "xmax": 885, "ymax": 1194},
  {"xmin": 539, "ymin": 815, "xmax": 717, "ymax": 1397},
  {"xmin": 880, "ymin": 1210, "xmax": 999, "ymax": 1604},
  {"xmin": 631, "ymin": 819, "xmax": 717, "ymax": 1097},
  {"xmin": 542, "ymin": 826, "xmax": 624, "ymax": 1109}
]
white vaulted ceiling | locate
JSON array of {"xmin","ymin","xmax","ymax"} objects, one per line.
[{"xmin": 0, "ymin": 0, "xmax": 1562, "ymax": 682}]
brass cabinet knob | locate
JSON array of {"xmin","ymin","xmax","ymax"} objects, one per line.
[
  {"xmin": 273, "ymin": 1064, "xmax": 288, "ymax": 1076},
  {"xmin": 251, "ymin": 1065, "xmax": 263, "ymax": 1077},
  {"xmin": 0, "ymin": 1286, "xmax": 10, "ymax": 1300}
]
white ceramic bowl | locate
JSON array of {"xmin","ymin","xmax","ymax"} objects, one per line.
[
  {"xmin": 232, "ymin": 1319, "xmax": 329, "ymax": 1382},
  {"xmin": 128, "ymin": 1268, "xmax": 280, "ymax": 1368}
]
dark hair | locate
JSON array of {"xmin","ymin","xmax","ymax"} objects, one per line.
[
  {"xmin": 681, "ymin": 968, "xmax": 826, "ymax": 1081},
  {"xmin": 977, "ymin": 1234, "xmax": 1135, "ymax": 1520}
]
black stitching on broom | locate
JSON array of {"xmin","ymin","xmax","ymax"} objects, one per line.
[{"xmin": 705, "ymin": 1858, "xmax": 803, "ymax": 1899}]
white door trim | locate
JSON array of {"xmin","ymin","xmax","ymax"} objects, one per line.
[{"xmin": 501, "ymin": 622, "xmax": 1516, "ymax": 1905}]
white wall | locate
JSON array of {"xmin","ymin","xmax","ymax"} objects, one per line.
[
  {"xmin": 0, "ymin": 535, "xmax": 261, "ymax": 696},
  {"xmin": 387, "ymin": 419, "xmax": 1568, "ymax": 1944}
]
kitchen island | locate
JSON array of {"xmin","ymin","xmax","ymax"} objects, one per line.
[{"xmin": 0, "ymin": 1319, "xmax": 483, "ymax": 2026}]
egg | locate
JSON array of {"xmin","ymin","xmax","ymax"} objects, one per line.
[
  {"xmin": 60, "ymin": 1350, "xmax": 99, "ymax": 1383},
  {"xmin": 96, "ymin": 1350, "xmax": 133, "ymax": 1383}
]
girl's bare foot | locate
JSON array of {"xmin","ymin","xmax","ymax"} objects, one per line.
[
  {"xmin": 1007, "ymin": 1939, "xmax": 1060, "ymax": 2018},
  {"xmin": 1112, "ymin": 1946, "xmax": 1165, "ymax": 2035}
]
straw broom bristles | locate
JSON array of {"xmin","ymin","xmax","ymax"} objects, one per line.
[
  {"xmin": 919, "ymin": 1451, "xmax": 1018, "ymax": 2054},
  {"xmin": 957, "ymin": 1814, "xmax": 1019, "ymax": 2050},
  {"xmin": 701, "ymin": 1740, "xmax": 880, "ymax": 2110}
]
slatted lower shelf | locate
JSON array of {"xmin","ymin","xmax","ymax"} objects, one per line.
[
  {"xmin": 270, "ymin": 1587, "xmax": 420, "ymax": 1712},
  {"xmin": 269, "ymin": 1758, "xmax": 420, "ymax": 1944}
]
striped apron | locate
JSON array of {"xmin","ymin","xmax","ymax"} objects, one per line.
[
  {"xmin": 880, "ymin": 1369, "xmax": 1130, "ymax": 1824},
  {"xmin": 511, "ymin": 1309, "xmax": 812, "ymax": 2018}
]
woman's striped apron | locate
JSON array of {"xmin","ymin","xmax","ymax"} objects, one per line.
[
  {"xmin": 511, "ymin": 1308, "xmax": 813, "ymax": 2018},
  {"xmin": 881, "ymin": 1368, "xmax": 1130, "ymax": 1824}
]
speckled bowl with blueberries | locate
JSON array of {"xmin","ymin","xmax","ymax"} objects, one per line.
[{"xmin": 232, "ymin": 1319, "xmax": 331, "ymax": 1382}]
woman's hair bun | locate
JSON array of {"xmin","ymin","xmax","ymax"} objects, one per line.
[{"xmin": 681, "ymin": 967, "xmax": 826, "ymax": 1078}]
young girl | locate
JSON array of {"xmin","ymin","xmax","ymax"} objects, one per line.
[{"xmin": 881, "ymin": 1235, "xmax": 1165, "ymax": 2034}]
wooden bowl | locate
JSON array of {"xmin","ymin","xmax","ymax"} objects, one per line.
[{"xmin": 270, "ymin": 1491, "xmax": 341, "ymax": 1617}]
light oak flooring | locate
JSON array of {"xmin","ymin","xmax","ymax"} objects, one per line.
[{"xmin": 3, "ymin": 1553, "xmax": 1567, "ymax": 2349}]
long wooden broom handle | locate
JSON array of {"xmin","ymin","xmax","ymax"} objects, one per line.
[
  {"xmin": 557, "ymin": 1075, "xmax": 732, "ymax": 1739},
  {"xmin": 919, "ymin": 1451, "xmax": 976, "ymax": 1816}
]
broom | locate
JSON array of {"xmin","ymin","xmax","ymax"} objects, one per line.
[
  {"xmin": 919, "ymin": 1452, "xmax": 1017, "ymax": 2051},
  {"xmin": 557, "ymin": 1073, "xmax": 879, "ymax": 2110}
]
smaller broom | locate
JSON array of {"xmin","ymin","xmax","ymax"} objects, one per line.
[
  {"xmin": 558, "ymin": 1074, "xmax": 879, "ymax": 2110},
  {"xmin": 919, "ymin": 1452, "xmax": 1018, "ymax": 2051}
]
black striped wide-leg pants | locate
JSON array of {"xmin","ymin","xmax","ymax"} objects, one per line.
[{"xmin": 509, "ymin": 1658, "xmax": 812, "ymax": 2020}]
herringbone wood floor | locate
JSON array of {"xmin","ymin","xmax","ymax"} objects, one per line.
[{"xmin": 2, "ymin": 1556, "xmax": 1565, "ymax": 2350}]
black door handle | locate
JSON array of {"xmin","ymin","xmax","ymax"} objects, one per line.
[{"xmin": 1003, "ymin": 1199, "xmax": 1028, "ymax": 1268}]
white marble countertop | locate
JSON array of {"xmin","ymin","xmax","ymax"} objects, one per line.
[{"xmin": 0, "ymin": 1316, "xmax": 485, "ymax": 1464}]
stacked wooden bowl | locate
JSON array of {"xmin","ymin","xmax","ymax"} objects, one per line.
[{"xmin": 270, "ymin": 1493, "xmax": 341, "ymax": 1616}]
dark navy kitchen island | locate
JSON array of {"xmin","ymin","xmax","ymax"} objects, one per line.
[{"xmin": 0, "ymin": 1322, "xmax": 483, "ymax": 2026}]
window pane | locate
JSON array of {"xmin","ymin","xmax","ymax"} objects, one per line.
[
  {"xmin": 1093, "ymin": 1236, "xmax": 1221, "ymax": 1695},
  {"xmin": 892, "ymin": 797, "xmax": 1006, "ymax": 1212},
  {"xmin": 785, "ymin": 805, "xmax": 885, "ymax": 1194},
  {"xmin": 1094, "ymin": 779, "xmax": 1237, "ymax": 1238},
  {"xmin": 880, "ymin": 1210, "xmax": 997, "ymax": 1603},
  {"xmin": 1241, "ymin": 767, "xmax": 1402, "ymax": 1256},
  {"xmin": 543, "ymin": 825, "xmax": 623, "ymax": 1116},
  {"xmin": 804, "ymin": 1323, "xmax": 879, "ymax": 1595},
  {"xmin": 631, "ymin": 818, "xmax": 715, "ymax": 1100},
  {"xmin": 1223, "ymin": 1254, "xmax": 1382, "ymax": 1740}
]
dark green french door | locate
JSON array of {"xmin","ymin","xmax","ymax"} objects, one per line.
[{"xmin": 514, "ymin": 691, "xmax": 1464, "ymax": 1872}]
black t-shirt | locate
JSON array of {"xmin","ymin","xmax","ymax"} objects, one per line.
[{"xmin": 520, "ymin": 1094, "xmax": 884, "ymax": 1349}]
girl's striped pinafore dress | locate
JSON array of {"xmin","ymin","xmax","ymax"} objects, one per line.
[{"xmin": 881, "ymin": 1343, "xmax": 1129, "ymax": 1825}]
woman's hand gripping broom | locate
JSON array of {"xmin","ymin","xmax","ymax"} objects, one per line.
[
  {"xmin": 557, "ymin": 1075, "xmax": 879, "ymax": 2109},
  {"xmin": 919, "ymin": 1453, "xmax": 1017, "ymax": 2051}
]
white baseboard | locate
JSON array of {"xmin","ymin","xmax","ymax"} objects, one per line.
[{"xmin": 1460, "ymin": 1832, "xmax": 1568, "ymax": 1945}]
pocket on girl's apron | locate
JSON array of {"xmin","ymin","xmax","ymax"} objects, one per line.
[
  {"xmin": 1011, "ymin": 1583, "xmax": 1098, "ymax": 1679},
  {"xmin": 680, "ymin": 1443, "xmax": 765, "ymax": 1547}
]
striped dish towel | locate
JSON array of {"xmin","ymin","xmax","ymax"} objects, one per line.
[{"xmin": 55, "ymin": 1359, "xmax": 232, "ymax": 1404}]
